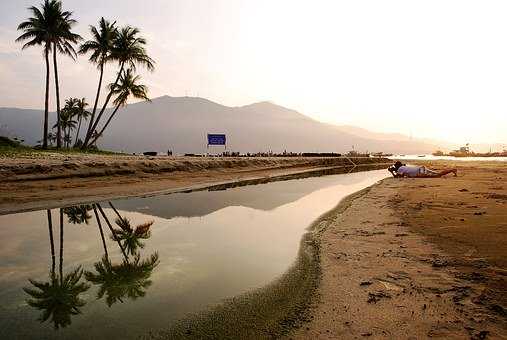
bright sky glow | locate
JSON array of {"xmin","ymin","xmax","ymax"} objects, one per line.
[{"xmin": 1, "ymin": 0, "xmax": 506, "ymax": 144}]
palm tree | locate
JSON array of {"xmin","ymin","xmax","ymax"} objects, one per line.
[
  {"xmin": 16, "ymin": 2, "xmax": 54, "ymax": 148},
  {"xmin": 88, "ymin": 69, "xmax": 150, "ymax": 145},
  {"xmin": 85, "ymin": 253, "xmax": 159, "ymax": 307},
  {"xmin": 62, "ymin": 205, "xmax": 92, "ymax": 224},
  {"xmin": 79, "ymin": 18, "xmax": 117, "ymax": 144},
  {"xmin": 83, "ymin": 25, "xmax": 154, "ymax": 147},
  {"xmin": 54, "ymin": 101, "xmax": 77, "ymax": 148},
  {"xmin": 73, "ymin": 98, "xmax": 91, "ymax": 146},
  {"xmin": 48, "ymin": 1, "xmax": 81, "ymax": 148}
]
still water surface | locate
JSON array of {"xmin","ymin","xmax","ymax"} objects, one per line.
[{"xmin": 0, "ymin": 168, "xmax": 387, "ymax": 339}]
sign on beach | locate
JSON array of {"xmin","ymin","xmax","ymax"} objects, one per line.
[{"xmin": 207, "ymin": 134, "xmax": 226, "ymax": 147}]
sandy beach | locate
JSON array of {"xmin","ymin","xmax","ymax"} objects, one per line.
[{"xmin": 289, "ymin": 160, "xmax": 507, "ymax": 339}]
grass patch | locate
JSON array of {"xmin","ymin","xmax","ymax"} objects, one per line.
[{"xmin": 0, "ymin": 136, "xmax": 123, "ymax": 157}]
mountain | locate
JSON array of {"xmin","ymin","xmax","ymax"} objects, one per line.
[{"xmin": 0, "ymin": 96, "xmax": 444, "ymax": 154}]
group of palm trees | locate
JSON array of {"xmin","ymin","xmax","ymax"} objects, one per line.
[
  {"xmin": 16, "ymin": 0, "xmax": 153, "ymax": 150},
  {"xmin": 24, "ymin": 203, "xmax": 159, "ymax": 329}
]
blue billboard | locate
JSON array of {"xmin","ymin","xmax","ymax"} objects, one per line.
[{"xmin": 207, "ymin": 134, "xmax": 226, "ymax": 146}]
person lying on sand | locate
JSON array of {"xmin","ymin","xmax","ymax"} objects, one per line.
[{"xmin": 388, "ymin": 161, "xmax": 457, "ymax": 178}]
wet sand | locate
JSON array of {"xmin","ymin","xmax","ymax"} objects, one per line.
[
  {"xmin": 0, "ymin": 154, "xmax": 388, "ymax": 214},
  {"xmin": 289, "ymin": 161, "xmax": 506, "ymax": 339}
]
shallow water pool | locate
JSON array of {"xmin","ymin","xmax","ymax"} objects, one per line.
[{"xmin": 0, "ymin": 167, "xmax": 387, "ymax": 339}]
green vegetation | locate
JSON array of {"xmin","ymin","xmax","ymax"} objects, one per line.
[
  {"xmin": 0, "ymin": 136, "xmax": 121, "ymax": 157},
  {"xmin": 16, "ymin": 0, "xmax": 154, "ymax": 150}
]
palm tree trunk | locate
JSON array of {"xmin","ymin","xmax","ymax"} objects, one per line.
[
  {"xmin": 89, "ymin": 103, "xmax": 121, "ymax": 146},
  {"xmin": 92, "ymin": 204, "xmax": 109, "ymax": 261},
  {"xmin": 73, "ymin": 116, "xmax": 82, "ymax": 147},
  {"xmin": 108, "ymin": 202, "xmax": 123, "ymax": 220},
  {"xmin": 53, "ymin": 43, "xmax": 62, "ymax": 149},
  {"xmin": 43, "ymin": 47, "xmax": 50, "ymax": 149},
  {"xmin": 85, "ymin": 61, "xmax": 104, "ymax": 143},
  {"xmin": 83, "ymin": 62, "xmax": 124, "ymax": 147},
  {"xmin": 96, "ymin": 203, "xmax": 129, "ymax": 262},
  {"xmin": 47, "ymin": 210, "xmax": 55, "ymax": 275},
  {"xmin": 59, "ymin": 208, "xmax": 64, "ymax": 285}
]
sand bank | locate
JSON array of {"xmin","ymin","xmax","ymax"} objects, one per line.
[
  {"xmin": 0, "ymin": 154, "xmax": 388, "ymax": 214},
  {"xmin": 289, "ymin": 161, "xmax": 506, "ymax": 339}
]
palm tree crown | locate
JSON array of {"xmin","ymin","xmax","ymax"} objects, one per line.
[
  {"xmin": 17, "ymin": 0, "xmax": 81, "ymax": 59},
  {"xmin": 79, "ymin": 17, "xmax": 117, "ymax": 66},
  {"xmin": 110, "ymin": 26, "xmax": 155, "ymax": 72},
  {"xmin": 111, "ymin": 68, "xmax": 150, "ymax": 107}
]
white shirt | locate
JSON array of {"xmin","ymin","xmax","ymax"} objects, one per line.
[{"xmin": 396, "ymin": 165, "xmax": 421, "ymax": 177}]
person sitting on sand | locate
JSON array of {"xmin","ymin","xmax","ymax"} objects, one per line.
[{"xmin": 388, "ymin": 161, "xmax": 457, "ymax": 178}]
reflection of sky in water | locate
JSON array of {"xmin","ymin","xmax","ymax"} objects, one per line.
[{"xmin": 0, "ymin": 169, "xmax": 387, "ymax": 339}]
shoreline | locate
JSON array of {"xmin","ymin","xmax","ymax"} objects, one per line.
[
  {"xmin": 0, "ymin": 155, "xmax": 389, "ymax": 215},
  {"xmin": 144, "ymin": 175, "xmax": 376, "ymax": 339},
  {"xmin": 289, "ymin": 161, "xmax": 506, "ymax": 339}
]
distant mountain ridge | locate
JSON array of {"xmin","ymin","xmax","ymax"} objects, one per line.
[{"xmin": 1, "ymin": 95, "xmax": 447, "ymax": 154}]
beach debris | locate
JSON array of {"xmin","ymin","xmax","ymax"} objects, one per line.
[
  {"xmin": 361, "ymin": 332, "xmax": 373, "ymax": 337},
  {"xmin": 360, "ymin": 280, "xmax": 373, "ymax": 286},
  {"xmin": 458, "ymin": 188, "xmax": 469, "ymax": 192},
  {"xmin": 474, "ymin": 211, "xmax": 486, "ymax": 216},
  {"xmin": 431, "ymin": 258, "xmax": 451, "ymax": 268},
  {"xmin": 395, "ymin": 233, "xmax": 409, "ymax": 237},
  {"xmin": 356, "ymin": 229, "xmax": 386, "ymax": 237},
  {"xmin": 367, "ymin": 291, "xmax": 391, "ymax": 303}
]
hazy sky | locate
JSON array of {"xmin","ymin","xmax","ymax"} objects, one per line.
[{"xmin": 1, "ymin": 0, "xmax": 506, "ymax": 144}]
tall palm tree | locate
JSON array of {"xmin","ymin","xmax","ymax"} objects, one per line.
[
  {"xmin": 79, "ymin": 18, "xmax": 117, "ymax": 144},
  {"xmin": 83, "ymin": 25, "xmax": 154, "ymax": 147},
  {"xmin": 48, "ymin": 0, "xmax": 81, "ymax": 148},
  {"xmin": 16, "ymin": 2, "xmax": 54, "ymax": 148},
  {"xmin": 88, "ymin": 69, "xmax": 150, "ymax": 145},
  {"xmin": 73, "ymin": 98, "xmax": 91, "ymax": 146}
]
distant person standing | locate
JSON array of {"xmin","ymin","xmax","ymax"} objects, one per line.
[{"xmin": 388, "ymin": 161, "xmax": 457, "ymax": 178}]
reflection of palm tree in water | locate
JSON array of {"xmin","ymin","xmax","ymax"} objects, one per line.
[
  {"xmin": 62, "ymin": 205, "xmax": 93, "ymax": 225},
  {"xmin": 86, "ymin": 202, "xmax": 159, "ymax": 306},
  {"xmin": 85, "ymin": 253, "xmax": 159, "ymax": 306},
  {"xmin": 23, "ymin": 209, "xmax": 90, "ymax": 329},
  {"xmin": 111, "ymin": 204, "xmax": 153, "ymax": 256}
]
